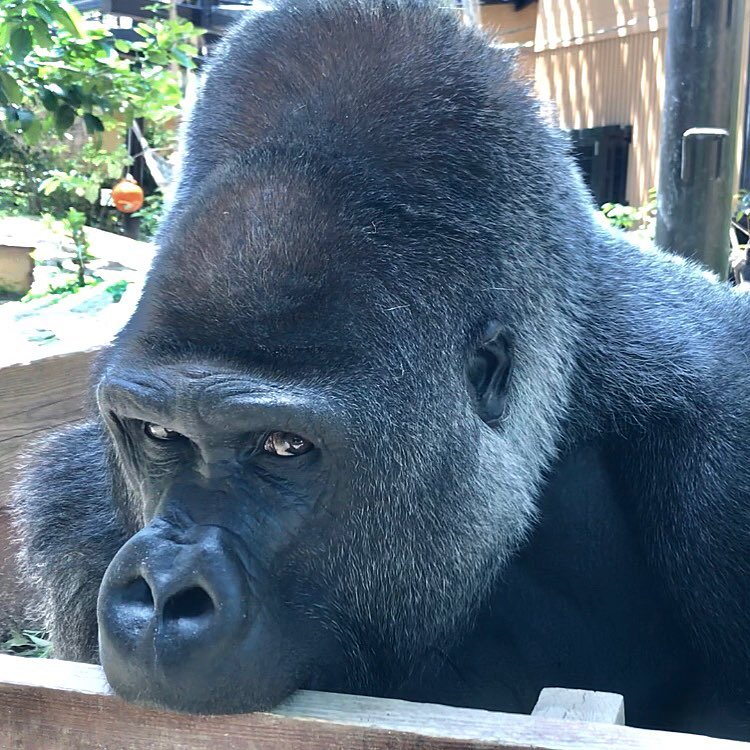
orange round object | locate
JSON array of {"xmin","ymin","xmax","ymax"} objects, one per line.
[{"xmin": 111, "ymin": 177, "xmax": 144, "ymax": 214}]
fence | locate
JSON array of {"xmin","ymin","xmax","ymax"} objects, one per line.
[
  {"xmin": 0, "ymin": 348, "xmax": 99, "ymax": 627},
  {"xmin": 0, "ymin": 655, "xmax": 746, "ymax": 750}
]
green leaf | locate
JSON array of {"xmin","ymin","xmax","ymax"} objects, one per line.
[
  {"xmin": 0, "ymin": 70, "xmax": 22, "ymax": 105},
  {"xmin": 171, "ymin": 48, "xmax": 194, "ymax": 69},
  {"xmin": 39, "ymin": 176, "xmax": 60, "ymax": 195},
  {"xmin": 10, "ymin": 26, "xmax": 32, "ymax": 62},
  {"xmin": 83, "ymin": 112, "xmax": 104, "ymax": 134},
  {"xmin": 0, "ymin": 21, "xmax": 16, "ymax": 49},
  {"xmin": 114, "ymin": 38, "xmax": 131, "ymax": 53},
  {"xmin": 17, "ymin": 108, "xmax": 34, "ymax": 130},
  {"xmin": 23, "ymin": 115, "xmax": 42, "ymax": 144},
  {"xmin": 39, "ymin": 87, "xmax": 59, "ymax": 111},
  {"xmin": 51, "ymin": 0, "xmax": 86, "ymax": 37},
  {"xmin": 32, "ymin": 2, "xmax": 54, "ymax": 24},
  {"xmin": 54, "ymin": 103, "xmax": 75, "ymax": 133},
  {"xmin": 64, "ymin": 84, "xmax": 82, "ymax": 108},
  {"xmin": 28, "ymin": 16, "xmax": 53, "ymax": 48},
  {"xmin": 27, "ymin": 633, "xmax": 51, "ymax": 648}
]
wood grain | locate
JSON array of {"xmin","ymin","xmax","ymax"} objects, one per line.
[
  {"xmin": 0, "ymin": 656, "xmax": 746, "ymax": 750},
  {"xmin": 0, "ymin": 348, "xmax": 97, "ymax": 505}
]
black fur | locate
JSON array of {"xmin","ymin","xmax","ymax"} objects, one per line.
[{"xmin": 11, "ymin": 0, "xmax": 750, "ymax": 738}]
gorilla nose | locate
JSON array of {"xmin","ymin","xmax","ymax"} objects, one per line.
[
  {"xmin": 164, "ymin": 584, "xmax": 215, "ymax": 621},
  {"xmin": 119, "ymin": 575, "xmax": 216, "ymax": 629},
  {"xmin": 97, "ymin": 522, "xmax": 251, "ymax": 686}
]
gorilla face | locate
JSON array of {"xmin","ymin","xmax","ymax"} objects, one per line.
[
  {"xmin": 96, "ymin": 364, "xmax": 347, "ymax": 712},
  {"xmin": 89, "ymin": 0, "xmax": 567, "ymax": 714},
  {"xmin": 94, "ymin": 319, "xmax": 524, "ymax": 712}
]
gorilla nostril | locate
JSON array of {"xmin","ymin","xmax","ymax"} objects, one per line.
[
  {"xmin": 122, "ymin": 576, "xmax": 154, "ymax": 608},
  {"xmin": 163, "ymin": 586, "xmax": 214, "ymax": 621}
]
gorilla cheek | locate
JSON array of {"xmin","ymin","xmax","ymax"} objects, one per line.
[{"xmin": 96, "ymin": 520, "xmax": 305, "ymax": 713}]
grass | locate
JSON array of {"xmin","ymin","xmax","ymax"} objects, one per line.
[{"xmin": 0, "ymin": 629, "xmax": 51, "ymax": 658}]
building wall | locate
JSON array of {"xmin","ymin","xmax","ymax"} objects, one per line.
[
  {"xmin": 479, "ymin": 3, "xmax": 537, "ymax": 45},
  {"xmin": 533, "ymin": 27, "xmax": 667, "ymax": 206},
  {"xmin": 533, "ymin": 0, "xmax": 668, "ymax": 51},
  {"xmin": 484, "ymin": 0, "xmax": 748, "ymax": 208}
]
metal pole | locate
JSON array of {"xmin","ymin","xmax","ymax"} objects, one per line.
[
  {"xmin": 740, "ymin": 43, "xmax": 750, "ymax": 191},
  {"xmin": 655, "ymin": 0, "xmax": 746, "ymax": 278}
]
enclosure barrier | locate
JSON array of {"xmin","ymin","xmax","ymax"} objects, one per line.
[
  {"xmin": 0, "ymin": 655, "xmax": 746, "ymax": 749},
  {"xmin": 0, "ymin": 348, "xmax": 99, "ymax": 504},
  {"xmin": 0, "ymin": 348, "xmax": 102, "ymax": 626}
]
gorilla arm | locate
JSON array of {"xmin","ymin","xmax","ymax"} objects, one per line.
[{"xmin": 10, "ymin": 421, "xmax": 127, "ymax": 662}]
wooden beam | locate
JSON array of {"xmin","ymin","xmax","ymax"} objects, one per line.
[
  {"xmin": 0, "ymin": 656, "xmax": 746, "ymax": 750},
  {"xmin": 0, "ymin": 348, "xmax": 98, "ymax": 506}
]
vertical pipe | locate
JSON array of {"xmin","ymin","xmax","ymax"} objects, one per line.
[
  {"xmin": 655, "ymin": 0, "xmax": 746, "ymax": 278},
  {"xmin": 740, "ymin": 44, "xmax": 750, "ymax": 190}
]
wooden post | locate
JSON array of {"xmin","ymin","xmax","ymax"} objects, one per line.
[{"xmin": 532, "ymin": 687, "xmax": 625, "ymax": 725}]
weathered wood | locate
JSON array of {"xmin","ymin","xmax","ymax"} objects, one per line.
[
  {"xmin": 0, "ymin": 348, "xmax": 98, "ymax": 505},
  {"xmin": 0, "ymin": 656, "xmax": 745, "ymax": 750},
  {"xmin": 532, "ymin": 688, "xmax": 625, "ymax": 725}
]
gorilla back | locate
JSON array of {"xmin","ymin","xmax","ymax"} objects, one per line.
[{"xmin": 11, "ymin": 0, "xmax": 750, "ymax": 738}]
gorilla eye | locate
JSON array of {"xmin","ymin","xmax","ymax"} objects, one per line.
[
  {"xmin": 144, "ymin": 423, "xmax": 183, "ymax": 441},
  {"xmin": 263, "ymin": 431, "xmax": 313, "ymax": 457}
]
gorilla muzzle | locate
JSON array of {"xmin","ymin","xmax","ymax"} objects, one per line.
[{"xmin": 97, "ymin": 518, "xmax": 251, "ymax": 691}]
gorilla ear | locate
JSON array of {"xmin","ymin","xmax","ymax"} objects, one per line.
[{"xmin": 466, "ymin": 323, "xmax": 513, "ymax": 427}]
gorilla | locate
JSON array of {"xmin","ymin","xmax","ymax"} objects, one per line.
[{"xmin": 10, "ymin": 0, "xmax": 750, "ymax": 739}]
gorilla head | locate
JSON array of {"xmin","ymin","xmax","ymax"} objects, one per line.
[{"xmin": 91, "ymin": 0, "xmax": 589, "ymax": 713}]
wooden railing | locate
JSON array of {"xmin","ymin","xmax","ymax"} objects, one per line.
[
  {"xmin": 0, "ymin": 348, "xmax": 100, "ymax": 627},
  {"xmin": 0, "ymin": 655, "xmax": 746, "ymax": 749},
  {"xmin": 0, "ymin": 348, "xmax": 99, "ymax": 505}
]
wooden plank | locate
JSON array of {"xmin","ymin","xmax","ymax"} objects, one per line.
[
  {"xmin": 0, "ymin": 348, "xmax": 97, "ymax": 505},
  {"xmin": 0, "ymin": 656, "xmax": 745, "ymax": 750},
  {"xmin": 532, "ymin": 688, "xmax": 625, "ymax": 725},
  {"xmin": 0, "ymin": 394, "xmax": 86, "ymax": 442},
  {"xmin": 0, "ymin": 348, "xmax": 97, "ymax": 421}
]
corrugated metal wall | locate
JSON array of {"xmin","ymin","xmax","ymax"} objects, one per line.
[
  {"xmin": 533, "ymin": 0, "xmax": 669, "ymax": 51},
  {"xmin": 532, "ymin": 28, "xmax": 668, "ymax": 206}
]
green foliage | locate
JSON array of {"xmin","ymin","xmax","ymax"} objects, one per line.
[
  {"xmin": 38, "ymin": 141, "xmax": 130, "ymax": 204},
  {"xmin": 133, "ymin": 190, "xmax": 164, "ymax": 240},
  {"xmin": 601, "ymin": 202, "xmax": 640, "ymax": 231},
  {"xmin": 731, "ymin": 190, "xmax": 750, "ymax": 259},
  {"xmin": 601, "ymin": 188, "xmax": 657, "ymax": 238},
  {"xmin": 1, "ymin": 629, "xmax": 51, "ymax": 658},
  {"xmin": 733, "ymin": 190, "xmax": 750, "ymax": 225},
  {"xmin": 105, "ymin": 279, "xmax": 131, "ymax": 302},
  {"xmin": 0, "ymin": 130, "xmax": 129, "ymax": 231},
  {"xmin": 0, "ymin": 0, "xmax": 200, "ymax": 143},
  {"xmin": 21, "ymin": 275, "xmax": 100, "ymax": 303},
  {"xmin": 62, "ymin": 206, "xmax": 92, "ymax": 287}
]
